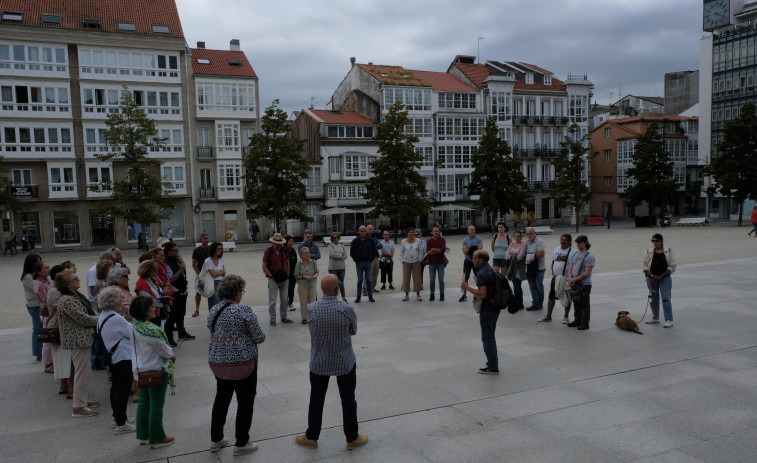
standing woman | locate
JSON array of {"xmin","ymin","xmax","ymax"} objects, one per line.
[
  {"xmin": 204, "ymin": 242, "xmax": 226, "ymax": 310},
  {"xmin": 505, "ymin": 231, "xmax": 527, "ymax": 311},
  {"xmin": 94, "ymin": 259, "xmax": 115, "ymax": 298},
  {"xmin": 749, "ymin": 205, "xmax": 757, "ymax": 237},
  {"xmin": 399, "ymin": 228, "xmax": 423, "ymax": 302},
  {"xmin": 491, "ymin": 222, "xmax": 511, "ymax": 276},
  {"xmin": 56, "ymin": 269, "xmax": 101, "ymax": 416},
  {"xmin": 566, "ymin": 235, "xmax": 595, "ymax": 330},
  {"xmin": 327, "ymin": 233, "xmax": 348, "ymax": 301},
  {"xmin": 135, "ymin": 260, "xmax": 169, "ymax": 333},
  {"xmin": 35, "ymin": 261, "xmax": 54, "ymax": 372},
  {"xmin": 130, "ymin": 295, "xmax": 176, "ymax": 449},
  {"xmin": 285, "ymin": 235, "xmax": 298, "ymax": 311},
  {"xmin": 150, "ymin": 247, "xmax": 169, "ymax": 290},
  {"xmin": 294, "ymin": 247, "xmax": 319, "ymax": 324},
  {"xmin": 21, "ymin": 253, "xmax": 43, "ymax": 361},
  {"xmin": 207, "ymin": 275, "xmax": 265, "ymax": 455},
  {"xmin": 107, "ymin": 267, "xmax": 134, "ymax": 322},
  {"xmin": 47, "ymin": 265, "xmax": 73, "ymax": 396},
  {"xmin": 643, "ymin": 233, "xmax": 676, "ymax": 328}
]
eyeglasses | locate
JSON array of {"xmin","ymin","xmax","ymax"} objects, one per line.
[{"xmin": 651, "ymin": 239, "xmax": 660, "ymax": 243}]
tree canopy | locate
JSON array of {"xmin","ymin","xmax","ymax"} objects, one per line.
[
  {"xmin": 243, "ymin": 100, "xmax": 309, "ymax": 232},
  {"xmin": 705, "ymin": 102, "xmax": 757, "ymax": 225},
  {"xmin": 363, "ymin": 101, "xmax": 429, "ymax": 233},
  {"xmin": 550, "ymin": 124, "xmax": 597, "ymax": 232},
  {"xmin": 0, "ymin": 156, "xmax": 23, "ymax": 215},
  {"xmin": 94, "ymin": 89, "xmax": 175, "ymax": 229},
  {"xmin": 622, "ymin": 121, "xmax": 679, "ymax": 223},
  {"xmin": 468, "ymin": 116, "xmax": 529, "ymax": 231}
]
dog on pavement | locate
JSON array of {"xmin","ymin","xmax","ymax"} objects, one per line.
[{"xmin": 615, "ymin": 311, "xmax": 643, "ymax": 334}]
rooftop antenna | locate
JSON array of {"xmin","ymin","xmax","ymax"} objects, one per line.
[
  {"xmin": 477, "ymin": 36, "xmax": 485, "ymax": 64},
  {"xmin": 310, "ymin": 96, "xmax": 317, "ymax": 109}
]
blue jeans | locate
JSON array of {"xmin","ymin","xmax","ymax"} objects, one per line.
[
  {"xmin": 207, "ymin": 279, "xmax": 221, "ymax": 311},
  {"xmin": 27, "ymin": 305, "xmax": 42, "ymax": 357},
  {"xmin": 355, "ymin": 261, "xmax": 372, "ymax": 298},
  {"xmin": 512, "ymin": 279, "xmax": 524, "ymax": 310},
  {"xmin": 527, "ymin": 269, "xmax": 545, "ymax": 308},
  {"xmin": 479, "ymin": 311, "xmax": 500, "ymax": 371},
  {"xmin": 647, "ymin": 275, "xmax": 673, "ymax": 321},
  {"xmin": 428, "ymin": 263, "xmax": 445, "ymax": 296},
  {"xmin": 329, "ymin": 269, "xmax": 346, "ymax": 299}
]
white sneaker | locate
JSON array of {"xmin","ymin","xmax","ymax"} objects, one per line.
[
  {"xmin": 233, "ymin": 441, "xmax": 259, "ymax": 456},
  {"xmin": 561, "ymin": 317, "xmax": 569, "ymax": 324},
  {"xmin": 646, "ymin": 318, "xmax": 660, "ymax": 324},
  {"xmin": 113, "ymin": 423, "xmax": 136, "ymax": 434},
  {"xmin": 111, "ymin": 417, "xmax": 135, "ymax": 429},
  {"xmin": 210, "ymin": 438, "xmax": 229, "ymax": 452},
  {"xmin": 663, "ymin": 320, "xmax": 673, "ymax": 328}
]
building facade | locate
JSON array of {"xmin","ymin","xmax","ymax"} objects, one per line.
[{"xmin": 664, "ymin": 70, "xmax": 700, "ymax": 115}]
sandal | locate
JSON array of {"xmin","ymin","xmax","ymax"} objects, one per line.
[
  {"xmin": 45, "ymin": 365, "xmax": 54, "ymax": 373},
  {"xmin": 58, "ymin": 388, "xmax": 69, "ymax": 395},
  {"xmin": 402, "ymin": 296, "xmax": 409, "ymax": 302},
  {"xmin": 191, "ymin": 311, "xmax": 199, "ymax": 318},
  {"xmin": 417, "ymin": 295, "xmax": 422, "ymax": 301}
]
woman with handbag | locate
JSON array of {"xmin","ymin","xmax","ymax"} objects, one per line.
[
  {"xmin": 47, "ymin": 264, "xmax": 73, "ymax": 396},
  {"xmin": 285, "ymin": 235, "xmax": 299, "ymax": 311},
  {"xmin": 505, "ymin": 231, "xmax": 527, "ymax": 311},
  {"xmin": 130, "ymin": 295, "xmax": 176, "ymax": 449},
  {"xmin": 400, "ymin": 228, "xmax": 423, "ymax": 302},
  {"xmin": 204, "ymin": 242, "xmax": 227, "ymax": 311},
  {"xmin": 35, "ymin": 261, "xmax": 54, "ymax": 373},
  {"xmin": 566, "ymin": 235, "xmax": 595, "ymax": 330},
  {"xmin": 21, "ymin": 253, "xmax": 42, "ymax": 362},
  {"xmin": 56, "ymin": 268, "xmax": 101, "ymax": 417},
  {"xmin": 643, "ymin": 233, "xmax": 676, "ymax": 328},
  {"xmin": 207, "ymin": 275, "xmax": 265, "ymax": 455},
  {"xmin": 294, "ymin": 247, "xmax": 319, "ymax": 324},
  {"xmin": 327, "ymin": 232, "xmax": 348, "ymax": 301}
]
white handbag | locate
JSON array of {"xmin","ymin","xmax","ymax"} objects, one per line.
[{"xmin": 196, "ymin": 263, "xmax": 215, "ymax": 298}]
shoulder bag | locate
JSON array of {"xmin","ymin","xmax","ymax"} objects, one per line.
[
  {"xmin": 134, "ymin": 329, "xmax": 164, "ymax": 389},
  {"xmin": 569, "ymin": 252, "xmax": 590, "ymax": 303}
]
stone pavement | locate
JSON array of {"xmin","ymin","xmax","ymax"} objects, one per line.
[{"xmin": 1, "ymin": 223, "xmax": 757, "ymax": 462}]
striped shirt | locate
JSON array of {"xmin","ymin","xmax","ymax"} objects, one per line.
[{"xmin": 307, "ymin": 295, "xmax": 357, "ymax": 376}]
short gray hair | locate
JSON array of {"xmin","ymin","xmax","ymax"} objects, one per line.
[
  {"xmin": 97, "ymin": 286, "xmax": 123, "ymax": 313},
  {"xmin": 99, "ymin": 250, "xmax": 116, "ymax": 261},
  {"xmin": 217, "ymin": 274, "xmax": 245, "ymax": 300},
  {"xmin": 107, "ymin": 267, "xmax": 129, "ymax": 286}
]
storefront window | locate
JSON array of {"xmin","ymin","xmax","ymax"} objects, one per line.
[
  {"xmin": 53, "ymin": 211, "xmax": 80, "ymax": 245},
  {"xmin": 128, "ymin": 222, "xmax": 152, "ymax": 243},
  {"xmin": 89, "ymin": 210, "xmax": 115, "ymax": 246},
  {"xmin": 223, "ymin": 210, "xmax": 238, "ymax": 240},
  {"xmin": 161, "ymin": 207, "xmax": 185, "ymax": 240},
  {"xmin": 13, "ymin": 212, "xmax": 41, "ymax": 250}
]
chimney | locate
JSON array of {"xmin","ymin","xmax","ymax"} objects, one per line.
[
  {"xmin": 230, "ymin": 39, "xmax": 240, "ymax": 51},
  {"xmin": 350, "ymin": 57, "xmax": 355, "ymax": 67},
  {"xmin": 196, "ymin": 41, "xmax": 205, "ymax": 49}
]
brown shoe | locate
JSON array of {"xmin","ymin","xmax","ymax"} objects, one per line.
[
  {"xmin": 150, "ymin": 436, "xmax": 175, "ymax": 449},
  {"xmin": 72, "ymin": 407, "xmax": 98, "ymax": 417},
  {"xmin": 346, "ymin": 435, "xmax": 368, "ymax": 450},
  {"xmin": 295, "ymin": 434, "xmax": 318, "ymax": 449}
]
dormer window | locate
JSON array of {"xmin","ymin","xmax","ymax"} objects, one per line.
[
  {"xmin": 197, "ymin": 58, "xmax": 211, "ymax": 65},
  {"xmin": 2, "ymin": 11, "xmax": 23, "ymax": 22},
  {"xmin": 525, "ymin": 73, "xmax": 534, "ymax": 84},
  {"xmin": 41, "ymin": 14, "xmax": 61, "ymax": 25},
  {"xmin": 228, "ymin": 59, "xmax": 241, "ymax": 66},
  {"xmin": 544, "ymin": 75, "xmax": 552, "ymax": 85},
  {"xmin": 118, "ymin": 22, "xmax": 136, "ymax": 31},
  {"xmin": 82, "ymin": 19, "xmax": 101, "ymax": 29},
  {"xmin": 152, "ymin": 25, "xmax": 170, "ymax": 34}
]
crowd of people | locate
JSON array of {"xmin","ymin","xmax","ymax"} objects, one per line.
[{"xmin": 20, "ymin": 224, "xmax": 679, "ymax": 455}]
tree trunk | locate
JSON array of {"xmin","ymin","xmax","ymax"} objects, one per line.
[
  {"xmin": 490, "ymin": 211, "xmax": 496, "ymax": 235},
  {"xmin": 575, "ymin": 207, "xmax": 580, "ymax": 233},
  {"xmin": 738, "ymin": 201, "xmax": 743, "ymax": 226}
]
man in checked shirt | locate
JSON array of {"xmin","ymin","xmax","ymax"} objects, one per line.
[{"xmin": 295, "ymin": 274, "xmax": 369, "ymax": 451}]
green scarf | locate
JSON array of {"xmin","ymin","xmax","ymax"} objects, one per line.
[{"xmin": 133, "ymin": 319, "xmax": 176, "ymax": 395}]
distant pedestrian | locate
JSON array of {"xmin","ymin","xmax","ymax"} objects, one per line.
[
  {"xmin": 204, "ymin": 242, "xmax": 227, "ymax": 312},
  {"xmin": 4, "ymin": 236, "xmax": 13, "ymax": 256},
  {"xmin": 191, "ymin": 233, "xmax": 210, "ymax": 317},
  {"xmin": 505, "ymin": 231, "xmax": 527, "ymax": 311},
  {"xmin": 28, "ymin": 230, "xmax": 37, "ymax": 251},
  {"xmin": 361, "ymin": 225, "xmax": 382, "ymax": 295},
  {"xmin": 294, "ymin": 247, "xmax": 319, "ymax": 324},
  {"xmin": 327, "ymin": 233, "xmax": 348, "ymax": 301},
  {"xmin": 426, "ymin": 226, "xmax": 446, "ymax": 301},
  {"xmin": 490, "ymin": 222, "xmax": 510, "ymax": 276},
  {"xmin": 566, "ymin": 235, "xmax": 595, "ymax": 330},
  {"xmin": 285, "ymin": 235, "xmax": 299, "ymax": 311},
  {"xmin": 643, "ymin": 233, "xmax": 676, "ymax": 328},
  {"xmin": 350, "ymin": 226, "xmax": 376, "ymax": 303},
  {"xmin": 262, "ymin": 233, "xmax": 293, "ymax": 325},
  {"xmin": 460, "ymin": 226, "xmax": 483, "ymax": 302},
  {"xmin": 298, "ymin": 232, "xmax": 321, "ymax": 261},
  {"xmin": 166, "ymin": 227, "xmax": 173, "ymax": 242},
  {"xmin": 399, "ymin": 228, "xmax": 423, "ymax": 302},
  {"xmin": 524, "ymin": 227, "xmax": 546, "ymax": 311},
  {"xmin": 294, "ymin": 275, "xmax": 368, "ymax": 451},
  {"xmin": 378, "ymin": 231, "xmax": 395, "ymax": 290},
  {"xmin": 749, "ymin": 206, "xmax": 757, "ymax": 237},
  {"xmin": 461, "ymin": 250, "xmax": 500, "ymax": 375},
  {"xmin": 21, "ymin": 253, "xmax": 43, "ymax": 361},
  {"xmin": 538, "ymin": 233, "xmax": 573, "ymax": 323}
]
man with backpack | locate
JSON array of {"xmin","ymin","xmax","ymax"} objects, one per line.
[{"xmin": 461, "ymin": 250, "xmax": 501, "ymax": 375}]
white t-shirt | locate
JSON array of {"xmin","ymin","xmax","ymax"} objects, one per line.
[
  {"xmin": 86, "ymin": 263, "xmax": 98, "ymax": 303},
  {"xmin": 551, "ymin": 246, "xmax": 572, "ymax": 277},
  {"xmin": 204, "ymin": 257, "xmax": 226, "ymax": 281}
]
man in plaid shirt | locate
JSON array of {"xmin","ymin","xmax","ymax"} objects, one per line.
[{"xmin": 295, "ymin": 274, "xmax": 369, "ymax": 451}]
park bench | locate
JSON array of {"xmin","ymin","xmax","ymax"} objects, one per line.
[
  {"xmin": 322, "ymin": 236, "xmax": 358, "ymax": 245},
  {"xmin": 532, "ymin": 226, "xmax": 553, "ymax": 235},
  {"xmin": 195, "ymin": 241, "xmax": 236, "ymax": 251},
  {"xmin": 584, "ymin": 217, "xmax": 605, "ymax": 226},
  {"xmin": 676, "ymin": 217, "xmax": 709, "ymax": 226}
]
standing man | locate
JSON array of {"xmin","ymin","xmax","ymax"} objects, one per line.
[
  {"xmin": 110, "ymin": 247, "xmax": 129, "ymax": 272},
  {"xmin": 28, "ymin": 229, "xmax": 37, "ymax": 251},
  {"xmin": 379, "ymin": 230, "xmax": 395, "ymax": 290},
  {"xmin": 426, "ymin": 226, "xmax": 446, "ymax": 301},
  {"xmin": 163, "ymin": 242, "xmax": 195, "ymax": 341},
  {"xmin": 295, "ymin": 275, "xmax": 368, "ymax": 451},
  {"xmin": 461, "ymin": 250, "xmax": 500, "ymax": 375},
  {"xmin": 361, "ymin": 225, "xmax": 382, "ymax": 295},
  {"xmin": 460, "ymin": 226, "xmax": 483, "ymax": 302},
  {"xmin": 191, "ymin": 233, "xmax": 210, "ymax": 317},
  {"xmin": 298, "ymin": 232, "xmax": 322, "ymax": 261},
  {"xmin": 263, "ymin": 233, "xmax": 294, "ymax": 326},
  {"xmin": 538, "ymin": 234, "xmax": 572, "ymax": 323},
  {"xmin": 350, "ymin": 226, "xmax": 376, "ymax": 303},
  {"xmin": 524, "ymin": 227, "xmax": 546, "ymax": 311}
]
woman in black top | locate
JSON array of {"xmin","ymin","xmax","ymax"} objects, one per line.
[{"xmin": 285, "ymin": 235, "xmax": 298, "ymax": 311}]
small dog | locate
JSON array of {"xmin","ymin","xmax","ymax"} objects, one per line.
[{"xmin": 615, "ymin": 311, "xmax": 643, "ymax": 335}]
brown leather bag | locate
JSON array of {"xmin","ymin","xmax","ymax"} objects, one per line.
[
  {"xmin": 137, "ymin": 370, "xmax": 163, "ymax": 388},
  {"xmin": 38, "ymin": 327, "xmax": 60, "ymax": 344}
]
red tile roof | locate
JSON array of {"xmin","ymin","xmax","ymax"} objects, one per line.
[
  {"xmin": 305, "ymin": 109, "xmax": 374, "ymax": 124},
  {"xmin": 453, "ymin": 61, "xmax": 565, "ymax": 91},
  {"xmin": 518, "ymin": 62, "xmax": 554, "ymax": 75},
  {"xmin": 356, "ymin": 64, "xmax": 477, "ymax": 92},
  {"xmin": 0, "ymin": 0, "xmax": 184, "ymax": 37},
  {"xmin": 190, "ymin": 49, "xmax": 257, "ymax": 78}
]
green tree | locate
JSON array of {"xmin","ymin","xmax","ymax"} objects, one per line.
[
  {"xmin": 704, "ymin": 102, "xmax": 757, "ymax": 226},
  {"xmin": 551, "ymin": 124, "xmax": 597, "ymax": 232},
  {"xmin": 243, "ymin": 100, "xmax": 309, "ymax": 232},
  {"xmin": 622, "ymin": 121, "xmax": 679, "ymax": 225},
  {"xmin": 93, "ymin": 89, "xmax": 175, "ymax": 233},
  {"xmin": 468, "ymin": 116, "xmax": 530, "ymax": 232},
  {"xmin": 363, "ymin": 101, "xmax": 429, "ymax": 236},
  {"xmin": 0, "ymin": 156, "xmax": 24, "ymax": 215}
]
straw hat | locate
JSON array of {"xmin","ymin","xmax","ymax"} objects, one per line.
[{"xmin": 269, "ymin": 233, "xmax": 286, "ymax": 244}]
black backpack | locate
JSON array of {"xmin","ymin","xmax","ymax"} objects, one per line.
[
  {"xmin": 91, "ymin": 314, "xmax": 120, "ymax": 370},
  {"xmin": 490, "ymin": 272, "xmax": 515, "ymax": 313}
]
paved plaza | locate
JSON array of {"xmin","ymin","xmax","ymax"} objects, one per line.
[{"xmin": 1, "ymin": 222, "xmax": 756, "ymax": 462}]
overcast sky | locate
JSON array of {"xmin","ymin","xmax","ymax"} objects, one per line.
[{"xmin": 179, "ymin": 0, "xmax": 703, "ymax": 116}]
